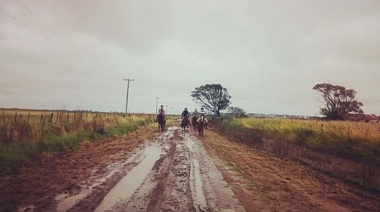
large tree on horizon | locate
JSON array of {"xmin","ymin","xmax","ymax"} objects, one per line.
[
  {"xmin": 313, "ymin": 83, "xmax": 364, "ymax": 120},
  {"xmin": 190, "ymin": 84, "xmax": 231, "ymax": 116}
]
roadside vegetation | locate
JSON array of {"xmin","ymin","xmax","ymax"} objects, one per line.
[
  {"xmin": 0, "ymin": 109, "xmax": 156, "ymax": 171},
  {"xmin": 212, "ymin": 116, "xmax": 380, "ymax": 189}
]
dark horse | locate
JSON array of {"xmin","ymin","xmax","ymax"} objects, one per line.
[
  {"xmin": 197, "ymin": 118, "xmax": 205, "ymax": 136},
  {"xmin": 157, "ymin": 114, "xmax": 166, "ymax": 131},
  {"xmin": 180, "ymin": 114, "xmax": 191, "ymax": 131},
  {"xmin": 192, "ymin": 116, "xmax": 198, "ymax": 131}
]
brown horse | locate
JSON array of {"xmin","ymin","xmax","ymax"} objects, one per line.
[
  {"xmin": 157, "ymin": 114, "xmax": 166, "ymax": 131},
  {"xmin": 180, "ymin": 114, "xmax": 191, "ymax": 131},
  {"xmin": 197, "ymin": 118, "xmax": 205, "ymax": 136},
  {"xmin": 192, "ymin": 116, "xmax": 198, "ymax": 131}
]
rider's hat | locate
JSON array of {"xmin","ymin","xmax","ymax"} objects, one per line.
[{"xmin": 160, "ymin": 105, "xmax": 164, "ymax": 107}]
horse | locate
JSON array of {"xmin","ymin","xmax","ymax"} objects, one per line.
[
  {"xmin": 197, "ymin": 118, "xmax": 205, "ymax": 136},
  {"xmin": 192, "ymin": 116, "xmax": 198, "ymax": 131},
  {"xmin": 156, "ymin": 114, "xmax": 166, "ymax": 131},
  {"xmin": 180, "ymin": 114, "xmax": 191, "ymax": 131}
]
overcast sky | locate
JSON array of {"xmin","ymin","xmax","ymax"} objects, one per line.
[{"xmin": 1, "ymin": 0, "xmax": 379, "ymax": 115}]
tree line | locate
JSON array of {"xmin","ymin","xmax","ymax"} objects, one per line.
[{"xmin": 191, "ymin": 83, "xmax": 365, "ymax": 120}]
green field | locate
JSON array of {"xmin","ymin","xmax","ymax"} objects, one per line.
[{"xmin": 217, "ymin": 117, "xmax": 380, "ymax": 161}]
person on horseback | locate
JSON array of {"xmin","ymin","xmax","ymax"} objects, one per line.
[
  {"xmin": 199, "ymin": 107, "xmax": 206, "ymax": 116},
  {"xmin": 158, "ymin": 105, "xmax": 166, "ymax": 119},
  {"xmin": 158, "ymin": 105, "xmax": 165, "ymax": 114},
  {"xmin": 193, "ymin": 109, "xmax": 199, "ymax": 118},
  {"xmin": 181, "ymin": 108, "xmax": 189, "ymax": 119},
  {"xmin": 197, "ymin": 111, "xmax": 208, "ymax": 129}
]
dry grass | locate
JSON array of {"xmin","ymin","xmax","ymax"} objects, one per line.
[
  {"xmin": 0, "ymin": 108, "xmax": 156, "ymax": 169},
  {"xmin": 202, "ymin": 130, "xmax": 380, "ymax": 211},
  {"xmin": 211, "ymin": 116, "xmax": 380, "ymax": 189}
]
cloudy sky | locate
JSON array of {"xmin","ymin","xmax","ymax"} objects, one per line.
[{"xmin": 0, "ymin": 0, "xmax": 379, "ymax": 116}]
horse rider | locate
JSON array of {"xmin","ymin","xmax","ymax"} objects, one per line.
[
  {"xmin": 199, "ymin": 107, "xmax": 206, "ymax": 116},
  {"xmin": 158, "ymin": 105, "xmax": 166, "ymax": 119},
  {"xmin": 181, "ymin": 108, "xmax": 189, "ymax": 119},
  {"xmin": 197, "ymin": 110, "xmax": 208, "ymax": 129},
  {"xmin": 193, "ymin": 109, "xmax": 199, "ymax": 118}
]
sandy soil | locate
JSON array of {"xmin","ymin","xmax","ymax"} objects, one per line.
[{"xmin": 1, "ymin": 120, "xmax": 379, "ymax": 211}]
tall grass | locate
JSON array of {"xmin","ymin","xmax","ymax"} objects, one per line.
[
  {"xmin": 0, "ymin": 109, "xmax": 156, "ymax": 170},
  {"xmin": 218, "ymin": 117, "xmax": 380, "ymax": 162},
  {"xmin": 213, "ymin": 116, "xmax": 380, "ymax": 188}
]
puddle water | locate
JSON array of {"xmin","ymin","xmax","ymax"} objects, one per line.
[
  {"xmin": 94, "ymin": 145, "xmax": 162, "ymax": 212},
  {"xmin": 192, "ymin": 158, "xmax": 208, "ymax": 210},
  {"xmin": 55, "ymin": 150, "xmax": 144, "ymax": 211},
  {"xmin": 185, "ymin": 136, "xmax": 195, "ymax": 153},
  {"xmin": 186, "ymin": 136, "xmax": 207, "ymax": 210},
  {"xmin": 56, "ymin": 191, "xmax": 90, "ymax": 212}
]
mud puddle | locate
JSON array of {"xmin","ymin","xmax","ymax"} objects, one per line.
[{"xmin": 95, "ymin": 145, "xmax": 162, "ymax": 211}]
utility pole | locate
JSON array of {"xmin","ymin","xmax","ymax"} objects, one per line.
[
  {"xmin": 155, "ymin": 97, "xmax": 159, "ymax": 114},
  {"xmin": 123, "ymin": 78, "xmax": 134, "ymax": 114}
]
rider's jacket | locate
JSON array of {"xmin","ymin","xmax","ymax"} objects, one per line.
[
  {"xmin": 158, "ymin": 108, "xmax": 165, "ymax": 115},
  {"xmin": 182, "ymin": 110, "xmax": 189, "ymax": 118}
]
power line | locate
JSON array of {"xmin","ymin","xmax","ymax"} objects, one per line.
[
  {"xmin": 0, "ymin": 8, "xmax": 65, "ymax": 48},
  {"xmin": 3, "ymin": 0, "xmax": 66, "ymax": 45},
  {"xmin": 7, "ymin": 0, "xmax": 124, "ymax": 72}
]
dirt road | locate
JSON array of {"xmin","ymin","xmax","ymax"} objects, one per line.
[
  {"xmin": 3, "ymin": 121, "xmax": 380, "ymax": 211},
  {"xmin": 52, "ymin": 126, "xmax": 243, "ymax": 211}
]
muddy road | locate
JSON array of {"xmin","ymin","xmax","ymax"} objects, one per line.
[{"xmin": 55, "ymin": 126, "xmax": 245, "ymax": 212}]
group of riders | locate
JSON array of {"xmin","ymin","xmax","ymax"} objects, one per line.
[
  {"xmin": 181, "ymin": 107, "xmax": 208, "ymax": 129},
  {"xmin": 157, "ymin": 105, "xmax": 208, "ymax": 129}
]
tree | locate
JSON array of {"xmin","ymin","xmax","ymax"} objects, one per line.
[
  {"xmin": 313, "ymin": 83, "xmax": 363, "ymax": 120},
  {"xmin": 191, "ymin": 84, "xmax": 231, "ymax": 116},
  {"xmin": 227, "ymin": 106, "xmax": 246, "ymax": 117}
]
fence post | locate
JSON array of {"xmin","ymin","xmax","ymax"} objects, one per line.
[
  {"xmin": 14, "ymin": 112, "xmax": 18, "ymax": 122},
  {"xmin": 49, "ymin": 113, "xmax": 54, "ymax": 123},
  {"xmin": 2, "ymin": 109, "xmax": 5, "ymax": 124}
]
